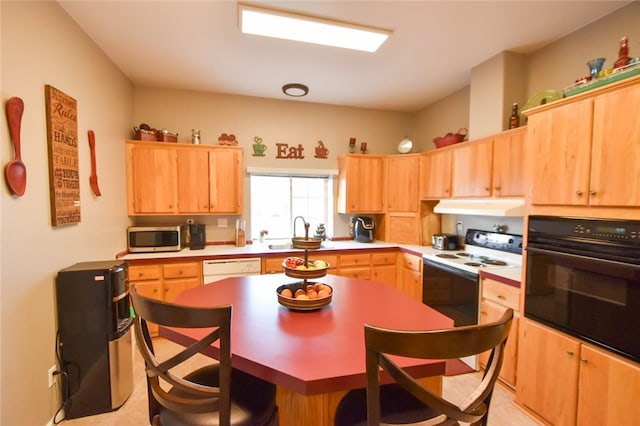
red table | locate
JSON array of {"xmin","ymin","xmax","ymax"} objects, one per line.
[{"xmin": 160, "ymin": 274, "xmax": 454, "ymax": 426}]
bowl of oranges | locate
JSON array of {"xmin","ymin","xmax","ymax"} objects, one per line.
[
  {"xmin": 282, "ymin": 257, "xmax": 330, "ymax": 279},
  {"xmin": 277, "ymin": 282, "xmax": 333, "ymax": 311}
]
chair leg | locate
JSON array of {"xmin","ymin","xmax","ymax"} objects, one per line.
[{"xmin": 152, "ymin": 415, "xmax": 161, "ymax": 426}]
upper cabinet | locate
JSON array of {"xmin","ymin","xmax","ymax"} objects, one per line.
[
  {"xmin": 451, "ymin": 137, "xmax": 493, "ymax": 197},
  {"xmin": 337, "ymin": 155, "xmax": 385, "ymax": 214},
  {"xmin": 127, "ymin": 143, "xmax": 179, "ymax": 214},
  {"xmin": 451, "ymin": 127, "xmax": 525, "ymax": 198},
  {"xmin": 126, "ymin": 140, "xmax": 243, "ymax": 216},
  {"xmin": 419, "ymin": 148, "xmax": 452, "ymax": 199},
  {"xmin": 385, "ymin": 154, "xmax": 420, "ymax": 212},
  {"xmin": 528, "ymin": 76, "xmax": 640, "ymax": 207}
]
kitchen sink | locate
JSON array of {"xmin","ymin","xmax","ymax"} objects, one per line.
[{"xmin": 268, "ymin": 243, "xmax": 293, "ymax": 250}]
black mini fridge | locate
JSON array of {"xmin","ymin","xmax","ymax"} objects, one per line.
[{"xmin": 56, "ymin": 260, "xmax": 134, "ymax": 419}]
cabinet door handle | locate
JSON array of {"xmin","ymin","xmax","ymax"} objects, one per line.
[
  {"xmin": 576, "ymin": 190, "xmax": 583, "ymax": 196},
  {"xmin": 567, "ymin": 350, "xmax": 574, "ymax": 356},
  {"xmin": 495, "ymin": 186, "xmax": 501, "ymax": 191},
  {"xmin": 497, "ymin": 294, "xmax": 506, "ymax": 300},
  {"xmin": 580, "ymin": 358, "xmax": 588, "ymax": 363},
  {"xmin": 589, "ymin": 190, "xmax": 596, "ymax": 197},
  {"xmin": 485, "ymin": 186, "xmax": 490, "ymax": 191}
]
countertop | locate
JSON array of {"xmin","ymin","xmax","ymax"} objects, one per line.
[{"xmin": 119, "ymin": 240, "xmax": 522, "ymax": 283}]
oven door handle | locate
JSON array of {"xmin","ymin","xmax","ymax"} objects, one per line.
[{"xmin": 526, "ymin": 246, "xmax": 640, "ymax": 271}]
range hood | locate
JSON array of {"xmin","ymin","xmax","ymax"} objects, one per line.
[{"xmin": 433, "ymin": 198, "xmax": 525, "ymax": 217}]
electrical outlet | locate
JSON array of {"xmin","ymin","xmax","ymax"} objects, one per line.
[{"xmin": 48, "ymin": 366, "xmax": 57, "ymax": 388}]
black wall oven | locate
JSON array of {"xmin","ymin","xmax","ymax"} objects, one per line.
[{"xmin": 525, "ymin": 216, "xmax": 640, "ymax": 363}]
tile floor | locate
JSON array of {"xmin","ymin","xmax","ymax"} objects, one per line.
[{"xmin": 60, "ymin": 338, "xmax": 541, "ymax": 425}]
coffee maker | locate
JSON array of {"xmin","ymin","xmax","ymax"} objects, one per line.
[
  {"xmin": 351, "ymin": 216, "xmax": 375, "ymax": 243},
  {"xmin": 188, "ymin": 223, "xmax": 206, "ymax": 250}
]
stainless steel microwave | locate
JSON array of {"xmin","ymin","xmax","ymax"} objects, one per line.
[{"xmin": 127, "ymin": 226, "xmax": 186, "ymax": 253}]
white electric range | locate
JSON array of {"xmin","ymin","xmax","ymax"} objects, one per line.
[
  {"xmin": 422, "ymin": 229, "xmax": 523, "ymax": 325},
  {"xmin": 422, "ymin": 229, "xmax": 523, "ymax": 369}
]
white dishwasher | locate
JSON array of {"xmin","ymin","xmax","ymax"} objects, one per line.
[{"xmin": 202, "ymin": 258, "xmax": 262, "ymax": 284}]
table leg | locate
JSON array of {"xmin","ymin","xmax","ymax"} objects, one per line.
[{"xmin": 275, "ymin": 376, "xmax": 442, "ymax": 426}]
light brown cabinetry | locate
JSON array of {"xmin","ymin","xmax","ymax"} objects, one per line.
[
  {"xmin": 338, "ymin": 253, "xmax": 371, "ymax": 280},
  {"xmin": 370, "ymin": 251, "xmax": 397, "ymax": 287},
  {"xmin": 337, "ymin": 155, "xmax": 384, "ymax": 214},
  {"xmin": 479, "ymin": 277, "xmax": 520, "ymax": 388},
  {"xmin": 419, "ymin": 148, "xmax": 452, "ymax": 199},
  {"xmin": 517, "ymin": 319, "xmax": 640, "ymax": 426},
  {"xmin": 127, "ymin": 143, "xmax": 178, "ymax": 214},
  {"xmin": 385, "ymin": 154, "xmax": 419, "ymax": 212},
  {"xmin": 451, "ymin": 128, "xmax": 525, "ymax": 198},
  {"xmin": 126, "ymin": 140, "xmax": 243, "ymax": 215},
  {"xmin": 382, "ymin": 154, "xmax": 421, "ymax": 244},
  {"xmin": 397, "ymin": 252, "xmax": 422, "ymax": 301},
  {"xmin": 528, "ymin": 77, "xmax": 640, "ymax": 207},
  {"xmin": 129, "ymin": 260, "xmax": 202, "ymax": 335},
  {"xmin": 452, "ymin": 138, "xmax": 493, "ymax": 197}
]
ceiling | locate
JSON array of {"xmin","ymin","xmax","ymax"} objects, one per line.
[{"xmin": 59, "ymin": 1, "xmax": 629, "ymax": 113}]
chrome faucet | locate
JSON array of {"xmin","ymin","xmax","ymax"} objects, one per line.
[{"xmin": 293, "ymin": 216, "xmax": 309, "ymax": 238}]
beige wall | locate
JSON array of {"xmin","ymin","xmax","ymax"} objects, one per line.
[
  {"xmin": 412, "ymin": 86, "xmax": 470, "ymax": 153},
  {"xmin": 132, "ymin": 86, "xmax": 413, "ymax": 239},
  {"xmin": 0, "ymin": 2, "xmax": 133, "ymax": 424}
]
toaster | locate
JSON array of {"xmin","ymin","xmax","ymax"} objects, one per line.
[{"xmin": 432, "ymin": 234, "xmax": 459, "ymax": 250}]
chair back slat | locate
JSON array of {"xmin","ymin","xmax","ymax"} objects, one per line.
[
  {"xmin": 364, "ymin": 308, "xmax": 513, "ymax": 426},
  {"xmin": 130, "ymin": 285, "xmax": 233, "ymax": 424}
]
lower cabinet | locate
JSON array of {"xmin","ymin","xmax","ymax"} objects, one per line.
[
  {"xmin": 516, "ymin": 319, "xmax": 640, "ymax": 426},
  {"xmin": 479, "ymin": 276, "xmax": 520, "ymax": 388},
  {"xmin": 129, "ymin": 260, "xmax": 203, "ymax": 336},
  {"xmin": 338, "ymin": 253, "xmax": 371, "ymax": 280},
  {"xmin": 397, "ymin": 252, "xmax": 422, "ymax": 301},
  {"xmin": 370, "ymin": 251, "xmax": 397, "ymax": 287}
]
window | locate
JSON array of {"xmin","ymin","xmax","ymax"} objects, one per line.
[{"xmin": 250, "ymin": 175, "xmax": 331, "ymax": 240}]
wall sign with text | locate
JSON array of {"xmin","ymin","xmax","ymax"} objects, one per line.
[{"xmin": 45, "ymin": 85, "xmax": 80, "ymax": 227}]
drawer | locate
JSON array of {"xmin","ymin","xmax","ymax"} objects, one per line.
[
  {"xmin": 371, "ymin": 251, "xmax": 397, "ymax": 266},
  {"xmin": 163, "ymin": 261, "xmax": 200, "ymax": 279},
  {"xmin": 339, "ymin": 267, "xmax": 370, "ymax": 280},
  {"xmin": 340, "ymin": 253, "xmax": 370, "ymax": 267},
  {"xmin": 482, "ymin": 278, "xmax": 520, "ymax": 311},
  {"xmin": 129, "ymin": 264, "xmax": 162, "ymax": 281},
  {"xmin": 402, "ymin": 254, "xmax": 423, "ymax": 272}
]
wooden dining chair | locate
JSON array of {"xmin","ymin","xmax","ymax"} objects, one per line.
[
  {"xmin": 334, "ymin": 308, "xmax": 513, "ymax": 426},
  {"xmin": 130, "ymin": 285, "xmax": 279, "ymax": 426}
]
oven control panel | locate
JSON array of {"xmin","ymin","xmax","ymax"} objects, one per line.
[{"xmin": 529, "ymin": 216, "xmax": 640, "ymax": 244}]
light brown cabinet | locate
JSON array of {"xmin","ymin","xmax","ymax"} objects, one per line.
[
  {"xmin": 385, "ymin": 154, "xmax": 420, "ymax": 212},
  {"xmin": 129, "ymin": 260, "xmax": 202, "ymax": 335},
  {"xmin": 478, "ymin": 277, "xmax": 520, "ymax": 388},
  {"xmin": 337, "ymin": 155, "xmax": 385, "ymax": 214},
  {"xmin": 419, "ymin": 148, "xmax": 452, "ymax": 199},
  {"xmin": 382, "ymin": 154, "xmax": 421, "ymax": 244},
  {"xmin": 370, "ymin": 251, "xmax": 397, "ymax": 287},
  {"xmin": 338, "ymin": 252, "xmax": 371, "ymax": 280},
  {"xmin": 451, "ymin": 128, "xmax": 525, "ymax": 198},
  {"xmin": 397, "ymin": 252, "xmax": 422, "ymax": 301},
  {"xmin": 452, "ymin": 137, "xmax": 493, "ymax": 197},
  {"xmin": 528, "ymin": 77, "xmax": 640, "ymax": 207},
  {"xmin": 127, "ymin": 143, "xmax": 179, "ymax": 214},
  {"xmin": 517, "ymin": 319, "xmax": 640, "ymax": 426},
  {"xmin": 126, "ymin": 140, "xmax": 243, "ymax": 215}
]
